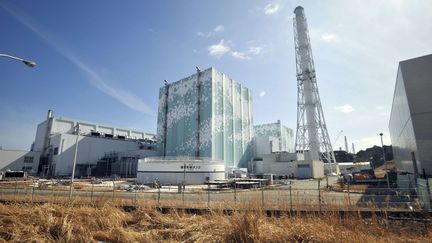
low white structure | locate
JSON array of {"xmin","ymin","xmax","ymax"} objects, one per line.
[
  {"xmin": 137, "ymin": 157, "xmax": 225, "ymax": 185},
  {"xmin": 0, "ymin": 149, "xmax": 40, "ymax": 174},
  {"xmin": 249, "ymin": 152, "xmax": 324, "ymax": 179}
]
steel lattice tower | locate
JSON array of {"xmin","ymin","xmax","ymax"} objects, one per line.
[{"xmin": 293, "ymin": 6, "xmax": 336, "ymax": 164}]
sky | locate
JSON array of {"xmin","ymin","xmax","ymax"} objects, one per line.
[{"xmin": 0, "ymin": 0, "xmax": 431, "ymax": 152}]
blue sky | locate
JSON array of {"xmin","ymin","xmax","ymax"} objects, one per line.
[{"xmin": 1, "ymin": 0, "xmax": 431, "ymax": 151}]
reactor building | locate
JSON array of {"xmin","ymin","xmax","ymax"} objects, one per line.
[
  {"xmin": 254, "ymin": 120, "xmax": 295, "ymax": 156},
  {"xmin": 155, "ymin": 67, "xmax": 253, "ymax": 169}
]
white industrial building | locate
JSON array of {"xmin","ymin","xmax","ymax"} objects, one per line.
[
  {"xmin": 250, "ymin": 121, "xmax": 326, "ymax": 179},
  {"xmin": 250, "ymin": 152, "xmax": 324, "ymax": 179},
  {"xmin": 35, "ymin": 110, "xmax": 158, "ymax": 177},
  {"xmin": 137, "ymin": 157, "xmax": 225, "ymax": 185},
  {"xmin": 0, "ymin": 110, "xmax": 157, "ymax": 177}
]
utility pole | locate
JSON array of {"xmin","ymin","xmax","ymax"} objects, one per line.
[
  {"xmin": 69, "ymin": 124, "xmax": 80, "ymax": 200},
  {"xmin": 195, "ymin": 67, "xmax": 201, "ymax": 159},
  {"xmin": 163, "ymin": 80, "xmax": 169, "ymax": 157},
  {"xmin": 380, "ymin": 133, "xmax": 390, "ymax": 189}
]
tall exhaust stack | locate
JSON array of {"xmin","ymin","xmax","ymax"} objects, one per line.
[
  {"xmin": 293, "ymin": 6, "xmax": 336, "ymax": 164},
  {"xmin": 344, "ymin": 136, "xmax": 349, "ymax": 153}
]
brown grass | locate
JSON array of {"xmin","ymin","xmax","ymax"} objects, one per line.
[{"xmin": 0, "ymin": 202, "xmax": 429, "ymax": 242}]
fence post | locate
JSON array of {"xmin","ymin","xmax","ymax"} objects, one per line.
[
  {"xmin": 347, "ymin": 181, "xmax": 351, "ymax": 209},
  {"xmin": 90, "ymin": 182, "xmax": 94, "ymax": 203},
  {"xmin": 234, "ymin": 181, "xmax": 237, "ymax": 204},
  {"xmin": 289, "ymin": 183, "xmax": 293, "ymax": 212},
  {"xmin": 261, "ymin": 181, "xmax": 264, "ymax": 208},
  {"xmin": 14, "ymin": 178, "xmax": 18, "ymax": 201},
  {"xmin": 157, "ymin": 186, "xmax": 161, "ymax": 207},
  {"xmin": 112, "ymin": 179, "xmax": 115, "ymax": 202},
  {"xmin": 386, "ymin": 187, "xmax": 390, "ymax": 210},
  {"xmin": 318, "ymin": 180, "xmax": 322, "ymax": 212},
  {"xmin": 182, "ymin": 183, "xmax": 185, "ymax": 205},
  {"xmin": 31, "ymin": 179, "xmax": 35, "ymax": 204},
  {"xmin": 51, "ymin": 181, "xmax": 55, "ymax": 203},
  {"xmin": 207, "ymin": 182, "xmax": 210, "ymax": 208},
  {"xmin": 134, "ymin": 184, "xmax": 138, "ymax": 205}
]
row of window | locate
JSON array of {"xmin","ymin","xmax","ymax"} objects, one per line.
[{"xmin": 24, "ymin": 156, "xmax": 33, "ymax": 163}]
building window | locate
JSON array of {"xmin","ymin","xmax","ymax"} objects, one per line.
[
  {"xmin": 53, "ymin": 147, "xmax": 59, "ymax": 155},
  {"xmin": 24, "ymin": 156, "xmax": 34, "ymax": 163}
]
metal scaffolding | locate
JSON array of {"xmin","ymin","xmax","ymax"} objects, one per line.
[{"xmin": 293, "ymin": 6, "xmax": 336, "ymax": 165}]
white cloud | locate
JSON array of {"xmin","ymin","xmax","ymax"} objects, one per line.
[
  {"xmin": 264, "ymin": 3, "xmax": 279, "ymax": 15},
  {"xmin": 230, "ymin": 45, "xmax": 264, "ymax": 61},
  {"xmin": 208, "ymin": 39, "xmax": 230, "ymax": 58},
  {"xmin": 335, "ymin": 104, "xmax": 354, "ymax": 113},
  {"xmin": 248, "ymin": 46, "xmax": 263, "ymax": 55},
  {"xmin": 213, "ymin": 25, "xmax": 224, "ymax": 33},
  {"xmin": 197, "ymin": 25, "xmax": 224, "ymax": 37},
  {"xmin": 259, "ymin": 91, "xmax": 267, "ymax": 97},
  {"xmin": 231, "ymin": 51, "xmax": 251, "ymax": 60},
  {"xmin": 321, "ymin": 33, "xmax": 339, "ymax": 42},
  {"xmin": 196, "ymin": 31, "xmax": 210, "ymax": 37}
]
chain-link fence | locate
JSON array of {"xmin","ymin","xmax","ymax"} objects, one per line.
[{"xmin": 0, "ymin": 177, "xmax": 431, "ymax": 212}]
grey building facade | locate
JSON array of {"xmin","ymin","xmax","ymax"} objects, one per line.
[{"xmin": 389, "ymin": 54, "xmax": 432, "ymax": 176}]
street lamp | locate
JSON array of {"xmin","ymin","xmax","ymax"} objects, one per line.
[
  {"xmin": 379, "ymin": 133, "xmax": 390, "ymax": 189},
  {"xmin": 69, "ymin": 124, "xmax": 80, "ymax": 200},
  {"xmin": 0, "ymin": 53, "xmax": 36, "ymax": 68}
]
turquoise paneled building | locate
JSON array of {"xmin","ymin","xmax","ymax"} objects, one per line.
[
  {"xmin": 157, "ymin": 67, "xmax": 253, "ymax": 169},
  {"xmin": 254, "ymin": 121, "xmax": 295, "ymax": 153}
]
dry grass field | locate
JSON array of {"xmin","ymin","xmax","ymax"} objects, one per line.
[{"xmin": 0, "ymin": 202, "xmax": 430, "ymax": 242}]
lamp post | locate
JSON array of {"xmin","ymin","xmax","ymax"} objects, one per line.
[
  {"xmin": 69, "ymin": 124, "xmax": 80, "ymax": 200},
  {"xmin": 379, "ymin": 133, "xmax": 390, "ymax": 189},
  {"xmin": 0, "ymin": 53, "xmax": 36, "ymax": 67}
]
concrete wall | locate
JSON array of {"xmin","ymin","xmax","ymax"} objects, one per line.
[{"xmin": 0, "ymin": 150, "xmax": 40, "ymax": 174}]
